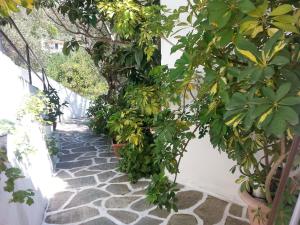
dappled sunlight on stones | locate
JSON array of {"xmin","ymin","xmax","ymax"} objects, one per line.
[
  {"xmin": 105, "ymin": 196, "xmax": 140, "ymax": 208},
  {"xmin": 59, "ymin": 153, "xmax": 83, "ymax": 162},
  {"xmin": 194, "ymin": 196, "xmax": 228, "ymax": 225},
  {"xmin": 149, "ymin": 207, "xmax": 170, "ymax": 218},
  {"xmin": 106, "ymin": 184, "xmax": 130, "ymax": 195},
  {"xmin": 229, "ymin": 203, "xmax": 243, "ymax": 217},
  {"xmin": 167, "ymin": 214, "xmax": 197, "ymax": 225},
  {"xmin": 107, "ymin": 210, "xmax": 139, "ymax": 224},
  {"xmin": 65, "ymin": 176, "xmax": 96, "ymax": 188},
  {"xmin": 134, "ymin": 216, "xmax": 163, "ymax": 225},
  {"xmin": 109, "ymin": 174, "xmax": 129, "ymax": 183},
  {"xmin": 44, "ymin": 121, "xmax": 249, "ymax": 225},
  {"xmin": 225, "ymin": 216, "xmax": 250, "ymax": 225},
  {"xmin": 94, "ymin": 157, "xmax": 107, "ymax": 164},
  {"xmin": 79, "ymin": 217, "xmax": 117, "ymax": 225},
  {"xmin": 176, "ymin": 190, "xmax": 203, "ymax": 209},
  {"xmin": 55, "ymin": 170, "xmax": 72, "ymax": 179},
  {"xmin": 93, "ymin": 199, "xmax": 102, "ymax": 206},
  {"xmin": 65, "ymin": 188, "xmax": 110, "ymax": 209},
  {"xmin": 72, "ymin": 146, "xmax": 97, "ymax": 153},
  {"xmin": 130, "ymin": 181, "xmax": 149, "ymax": 189},
  {"xmin": 47, "ymin": 191, "xmax": 74, "ymax": 212},
  {"xmin": 88, "ymin": 162, "xmax": 118, "ymax": 170},
  {"xmin": 56, "ymin": 159, "xmax": 92, "ymax": 169},
  {"xmin": 97, "ymin": 171, "xmax": 117, "ymax": 182},
  {"xmin": 45, "ymin": 206, "xmax": 99, "ymax": 224},
  {"xmin": 131, "ymin": 198, "xmax": 155, "ymax": 212},
  {"xmin": 74, "ymin": 170, "xmax": 101, "ymax": 177}
]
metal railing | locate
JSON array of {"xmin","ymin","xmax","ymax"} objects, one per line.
[{"xmin": 0, "ymin": 17, "xmax": 52, "ymax": 91}]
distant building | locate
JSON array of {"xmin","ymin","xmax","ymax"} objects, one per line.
[{"xmin": 41, "ymin": 39, "xmax": 64, "ymax": 53}]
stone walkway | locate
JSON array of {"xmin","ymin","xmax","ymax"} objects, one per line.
[{"xmin": 43, "ymin": 121, "xmax": 250, "ymax": 225}]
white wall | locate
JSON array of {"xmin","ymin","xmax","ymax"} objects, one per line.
[
  {"xmin": 161, "ymin": 0, "xmax": 243, "ymax": 204},
  {"xmin": 0, "ymin": 52, "xmax": 89, "ymax": 121},
  {"xmin": 0, "ymin": 52, "xmax": 89, "ymax": 225}
]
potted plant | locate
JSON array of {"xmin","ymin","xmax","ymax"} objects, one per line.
[
  {"xmin": 190, "ymin": 1, "xmax": 300, "ymax": 224},
  {"xmin": 149, "ymin": 0, "xmax": 300, "ymax": 223}
]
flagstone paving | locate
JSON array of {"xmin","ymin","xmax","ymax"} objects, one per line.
[{"xmin": 43, "ymin": 120, "xmax": 250, "ymax": 225}]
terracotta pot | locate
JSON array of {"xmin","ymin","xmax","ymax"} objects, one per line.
[
  {"xmin": 112, "ymin": 143, "xmax": 125, "ymax": 158},
  {"xmin": 239, "ymin": 190, "xmax": 270, "ymax": 225}
]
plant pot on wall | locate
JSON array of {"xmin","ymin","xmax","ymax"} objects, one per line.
[
  {"xmin": 239, "ymin": 190, "xmax": 270, "ymax": 225},
  {"xmin": 112, "ymin": 143, "xmax": 125, "ymax": 158}
]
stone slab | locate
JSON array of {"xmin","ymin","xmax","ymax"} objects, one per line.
[{"xmin": 45, "ymin": 206, "xmax": 99, "ymax": 224}]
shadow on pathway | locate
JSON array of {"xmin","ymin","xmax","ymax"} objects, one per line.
[{"xmin": 43, "ymin": 121, "xmax": 249, "ymax": 225}]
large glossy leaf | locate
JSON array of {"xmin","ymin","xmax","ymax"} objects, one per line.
[
  {"xmin": 236, "ymin": 36, "xmax": 260, "ymax": 62},
  {"xmin": 270, "ymin": 4, "xmax": 293, "ymax": 16},
  {"xmin": 270, "ymin": 55, "xmax": 290, "ymax": 66},
  {"xmin": 262, "ymin": 87, "xmax": 276, "ymax": 100},
  {"xmin": 237, "ymin": 0, "xmax": 256, "ymax": 14},
  {"xmin": 226, "ymin": 93, "xmax": 247, "ymax": 110},
  {"xmin": 248, "ymin": 0, "xmax": 268, "ymax": 18},
  {"xmin": 263, "ymin": 31, "xmax": 283, "ymax": 57},
  {"xmin": 208, "ymin": 0, "xmax": 232, "ymax": 28},
  {"xmin": 280, "ymin": 96, "xmax": 300, "ymax": 106},
  {"xmin": 267, "ymin": 113, "xmax": 286, "ymax": 137},
  {"xmin": 275, "ymin": 83, "xmax": 291, "ymax": 101},
  {"xmin": 277, "ymin": 106, "xmax": 299, "ymax": 125}
]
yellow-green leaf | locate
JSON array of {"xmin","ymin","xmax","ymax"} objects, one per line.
[
  {"xmin": 273, "ymin": 15, "xmax": 297, "ymax": 24},
  {"xmin": 248, "ymin": 0, "xmax": 268, "ymax": 18},
  {"xmin": 251, "ymin": 25, "xmax": 263, "ymax": 38},
  {"xmin": 267, "ymin": 28, "xmax": 279, "ymax": 37},
  {"xmin": 237, "ymin": 48, "xmax": 259, "ymax": 64},
  {"xmin": 240, "ymin": 20, "xmax": 258, "ymax": 34},
  {"xmin": 270, "ymin": 4, "xmax": 293, "ymax": 16},
  {"xmin": 258, "ymin": 108, "xmax": 273, "ymax": 125},
  {"xmin": 272, "ymin": 21, "xmax": 299, "ymax": 33},
  {"xmin": 210, "ymin": 83, "xmax": 218, "ymax": 95}
]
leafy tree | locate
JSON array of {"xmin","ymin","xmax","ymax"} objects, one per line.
[
  {"xmin": 0, "ymin": 9, "xmax": 73, "ymax": 70},
  {"xmin": 0, "ymin": 0, "xmax": 34, "ymax": 17},
  {"xmin": 46, "ymin": 48, "xmax": 108, "ymax": 98}
]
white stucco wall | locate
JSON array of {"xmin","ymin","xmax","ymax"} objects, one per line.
[
  {"xmin": 0, "ymin": 52, "xmax": 89, "ymax": 225},
  {"xmin": 0, "ymin": 52, "xmax": 89, "ymax": 122},
  {"xmin": 161, "ymin": 0, "xmax": 243, "ymax": 204}
]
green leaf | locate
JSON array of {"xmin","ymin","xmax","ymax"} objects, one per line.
[
  {"xmin": 277, "ymin": 106, "xmax": 299, "ymax": 125},
  {"xmin": 248, "ymin": 0, "xmax": 268, "ymax": 17},
  {"xmin": 236, "ymin": 36, "xmax": 260, "ymax": 62},
  {"xmin": 273, "ymin": 15, "xmax": 297, "ymax": 24},
  {"xmin": 275, "ymin": 83, "xmax": 291, "ymax": 101},
  {"xmin": 237, "ymin": 0, "xmax": 256, "ymax": 14},
  {"xmin": 134, "ymin": 49, "xmax": 143, "ymax": 67},
  {"xmin": 226, "ymin": 93, "xmax": 247, "ymax": 110},
  {"xmin": 262, "ymin": 87, "xmax": 276, "ymax": 100},
  {"xmin": 252, "ymin": 104, "xmax": 269, "ymax": 116},
  {"xmin": 263, "ymin": 66, "xmax": 275, "ymax": 78},
  {"xmin": 272, "ymin": 22, "xmax": 299, "ymax": 33},
  {"xmin": 280, "ymin": 96, "xmax": 300, "ymax": 106},
  {"xmin": 267, "ymin": 113, "xmax": 286, "ymax": 137},
  {"xmin": 270, "ymin": 55, "xmax": 290, "ymax": 66},
  {"xmin": 208, "ymin": 0, "xmax": 232, "ymax": 28},
  {"xmin": 270, "ymin": 4, "xmax": 293, "ymax": 16},
  {"xmin": 250, "ymin": 67, "xmax": 263, "ymax": 83},
  {"xmin": 263, "ymin": 30, "xmax": 283, "ymax": 56},
  {"xmin": 216, "ymin": 29, "xmax": 234, "ymax": 47}
]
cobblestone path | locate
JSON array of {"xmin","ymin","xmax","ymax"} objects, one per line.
[{"xmin": 43, "ymin": 121, "xmax": 250, "ymax": 225}]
